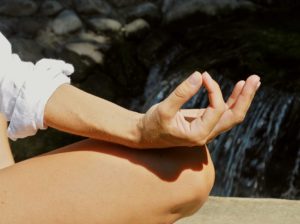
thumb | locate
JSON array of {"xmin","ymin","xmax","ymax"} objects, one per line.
[{"xmin": 159, "ymin": 71, "xmax": 202, "ymax": 118}]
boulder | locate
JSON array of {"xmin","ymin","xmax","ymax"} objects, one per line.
[
  {"xmin": 65, "ymin": 42, "xmax": 104, "ymax": 65},
  {"xmin": 120, "ymin": 2, "xmax": 161, "ymax": 23},
  {"xmin": 0, "ymin": 17, "xmax": 17, "ymax": 37},
  {"xmin": 60, "ymin": 49, "xmax": 93, "ymax": 83},
  {"xmin": 122, "ymin": 18, "xmax": 150, "ymax": 39},
  {"xmin": 77, "ymin": 31, "xmax": 110, "ymax": 44},
  {"xmin": 73, "ymin": 0, "xmax": 114, "ymax": 16},
  {"xmin": 52, "ymin": 10, "xmax": 83, "ymax": 35},
  {"xmin": 0, "ymin": 0, "xmax": 38, "ymax": 16},
  {"xmin": 17, "ymin": 18, "xmax": 46, "ymax": 37},
  {"xmin": 41, "ymin": 0, "xmax": 64, "ymax": 16},
  {"xmin": 9, "ymin": 37, "xmax": 44, "ymax": 62},
  {"xmin": 88, "ymin": 18, "xmax": 122, "ymax": 34},
  {"xmin": 35, "ymin": 27, "xmax": 64, "ymax": 54},
  {"xmin": 108, "ymin": 0, "xmax": 149, "ymax": 8},
  {"xmin": 163, "ymin": 0, "xmax": 254, "ymax": 24}
]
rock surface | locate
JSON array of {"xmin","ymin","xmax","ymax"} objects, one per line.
[
  {"xmin": 41, "ymin": 0, "xmax": 64, "ymax": 16},
  {"xmin": 52, "ymin": 10, "xmax": 83, "ymax": 35},
  {"xmin": 176, "ymin": 197, "xmax": 300, "ymax": 224},
  {"xmin": 122, "ymin": 18, "xmax": 150, "ymax": 38},
  {"xmin": 65, "ymin": 42, "xmax": 104, "ymax": 65},
  {"xmin": 0, "ymin": 0, "xmax": 38, "ymax": 16},
  {"xmin": 73, "ymin": 0, "xmax": 114, "ymax": 15},
  {"xmin": 88, "ymin": 17, "xmax": 122, "ymax": 33},
  {"xmin": 163, "ymin": 0, "xmax": 254, "ymax": 24},
  {"xmin": 120, "ymin": 2, "xmax": 161, "ymax": 22}
]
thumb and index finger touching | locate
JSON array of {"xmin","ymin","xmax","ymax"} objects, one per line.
[
  {"xmin": 159, "ymin": 71, "xmax": 226, "ymax": 119},
  {"xmin": 158, "ymin": 71, "xmax": 203, "ymax": 118}
]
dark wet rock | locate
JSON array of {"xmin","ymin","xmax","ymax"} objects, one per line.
[
  {"xmin": 73, "ymin": 0, "xmax": 114, "ymax": 16},
  {"xmin": 108, "ymin": 0, "xmax": 150, "ymax": 8},
  {"xmin": 78, "ymin": 71, "xmax": 117, "ymax": 101},
  {"xmin": 137, "ymin": 31, "xmax": 172, "ymax": 68},
  {"xmin": 104, "ymin": 40, "xmax": 148, "ymax": 99},
  {"xmin": 0, "ymin": 0, "xmax": 38, "ymax": 16},
  {"xmin": 52, "ymin": 10, "xmax": 83, "ymax": 35},
  {"xmin": 88, "ymin": 17, "xmax": 122, "ymax": 34},
  {"xmin": 0, "ymin": 17, "xmax": 17, "ymax": 37},
  {"xmin": 120, "ymin": 2, "xmax": 161, "ymax": 23},
  {"xmin": 122, "ymin": 18, "xmax": 150, "ymax": 39},
  {"xmin": 9, "ymin": 37, "xmax": 44, "ymax": 62},
  {"xmin": 17, "ymin": 18, "xmax": 46, "ymax": 37},
  {"xmin": 57, "ymin": 0, "xmax": 73, "ymax": 8},
  {"xmin": 60, "ymin": 49, "xmax": 93, "ymax": 83},
  {"xmin": 35, "ymin": 28, "xmax": 65, "ymax": 55},
  {"xmin": 78, "ymin": 32, "xmax": 109, "ymax": 44},
  {"xmin": 163, "ymin": 0, "xmax": 254, "ymax": 24},
  {"xmin": 77, "ymin": 31, "xmax": 111, "ymax": 52},
  {"xmin": 65, "ymin": 42, "xmax": 104, "ymax": 65},
  {"xmin": 41, "ymin": 0, "xmax": 64, "ymax": 16}
]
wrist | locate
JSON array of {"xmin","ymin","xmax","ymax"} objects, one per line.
[
  {"xmin": 134, "ymin": 109, "xmax": 163, "ymax": 149},
  {"xmin": 130, "ymin": 112, "xmax": 145, "ymax": 149}
]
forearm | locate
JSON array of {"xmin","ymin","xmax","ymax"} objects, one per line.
[
  {"xmin": 0, "ymin": 114, "xmax": 15, "ymax": 169},
  {"xmin": 44, "ymin": 84, "xmax": 143, "ymax": 148}
]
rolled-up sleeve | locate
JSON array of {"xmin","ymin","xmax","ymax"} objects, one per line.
[{"xmin": 0, "ymin": 33, "xmax": 74, "ymax": 140}]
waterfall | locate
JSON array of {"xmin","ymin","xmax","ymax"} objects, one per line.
[{"xmin": 132, "ymin": 60, "xmax": 300, "ymax": 199}]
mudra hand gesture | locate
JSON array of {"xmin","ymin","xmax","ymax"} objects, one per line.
[{"xmin": 139, "ymin": 71, "xmax": 261, "ymax": 148}]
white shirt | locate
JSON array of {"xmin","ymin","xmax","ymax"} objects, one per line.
[{"xmin": 0, "ymin": 32, "xmax": 74, "ymax": 140}]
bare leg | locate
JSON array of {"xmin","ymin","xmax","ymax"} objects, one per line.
[{"xmin": 0, "ymin": 139, "xmax": 215, "ymax": 224}]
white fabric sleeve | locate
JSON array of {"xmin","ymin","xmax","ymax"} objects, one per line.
[{"xmin": 0, "ymin": 32, "xmax": 74, "ymax": 140}]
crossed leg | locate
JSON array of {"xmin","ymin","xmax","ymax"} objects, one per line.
[{"xmin": 0, "ymin": 139, "xmax": 215, "ymax": 224}]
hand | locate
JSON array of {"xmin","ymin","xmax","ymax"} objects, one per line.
[
  {"xmin": 181, "ymin": 74, "xmax": 261, "ymax": 142},
  {"xmin": 138, "ymin": 71, "xmax": 261, "ymax": 148}
]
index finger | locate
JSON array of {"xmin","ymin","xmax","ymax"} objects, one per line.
[{"xmin": 192, "ymin": 72, "xmax": 226, "ymax": 135}]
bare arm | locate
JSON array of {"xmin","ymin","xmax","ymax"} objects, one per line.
[
  {"xmin": 0, "ymin": 113, "xmax": 15, "ymax": 169},
  {"xmin": 44, "ymin": 84, "xmax": 143, "ymax": 148},
  {"xmin": 44, "ymin": 72, "xmax": 260, "ymax": 149}
]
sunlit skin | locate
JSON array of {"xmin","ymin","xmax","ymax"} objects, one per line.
[
  {"xmin": 0, "ymin": 71, "xmax": 260, "ymax": 224},
  {"xmin": 140, "ymin": 72, "xmax": 260, "ymax": 148}
]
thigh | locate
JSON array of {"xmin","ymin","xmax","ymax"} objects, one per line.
[{"xmin": 0, "ymin": 139, "xmax": 214, "ymax": 224}]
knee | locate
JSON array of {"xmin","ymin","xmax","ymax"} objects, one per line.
[{"xmin": 171, "ymin": 146, "xmax": 215, "ymax": 219}]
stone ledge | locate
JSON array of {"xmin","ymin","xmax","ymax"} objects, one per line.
[{"xmin": 176, "ymin": 197, "xmax": 300, "ymax": 224}]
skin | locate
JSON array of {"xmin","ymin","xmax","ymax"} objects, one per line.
[
  {"xmin": 0, "ymin": 113, "xmax": 14, "ymax": 169},
  {"xmin": 0, "ymin": 72, "xmax": 261, "ymax": 223},
  {"xmin": 0, "ymin": 140, "xmax": 214, "ymax": 224},
  {"xmin": 43, "ymin": 71, "xmax": 260, "ymax": 149}
]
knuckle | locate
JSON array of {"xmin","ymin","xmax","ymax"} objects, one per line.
[
  {"xmin": 174, "ymin": 86, "xmax": 188, "ymax": 100},
  {"xmin": 199, "ymin": 129, "xmax": 210, "ymax": 138},
  {"xmin": 188, "ymin": 135, "xmax": 207, "ymax": 146},
  {"xmin": 235, "ymin": 112, "xmax": 246, "ymax": 123},
  {"xmin": 157, "ymin": 104, "xmax": 170, "ymax": 119},
  {"xmin": 157, "ymin": 104, "xmax": 165, "ymax": 116},
  {"xmin": 175, "ymin": 82, "xmax": 194, "ymax": 99},
  {"xmin": 215, "ymin": 103, "xmax": 226, "ymax": 115},
  {"xmin": 197, "ymin": 140, "xmax": 207, "ymax": 146}
]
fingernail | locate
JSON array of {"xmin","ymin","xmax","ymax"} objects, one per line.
[
  {"xmin": 256, "ymin": 82, "xmax": 261, "ymax": 90},
  {"xmin": 188, "ymin": 71, "xmax": 201, "ymax": 86},
  {"xmin": 203, "ymin": 71, "xmax": 212, "ymax": 80}
]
